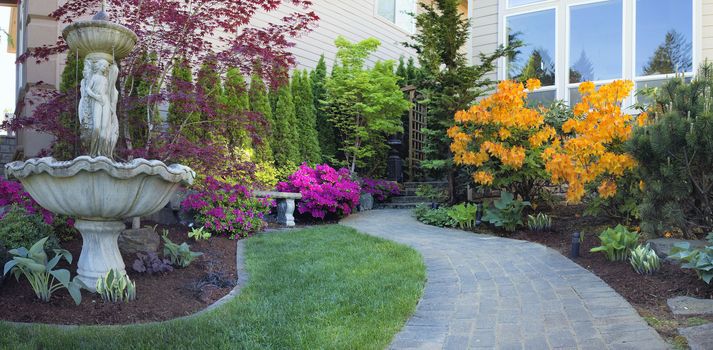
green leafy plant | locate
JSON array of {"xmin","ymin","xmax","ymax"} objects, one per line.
[
  {"xmin": 669, "ymin": 242, "xmax": 713, "ymax": 284},
  {"xmin": 527, "ymin": 213, "xmax": 552, "ymax": 232},
  {"xmin": 482, "ymin": 191, "xmax": 530, "ymax": 232},
  {"xmin": 162, "ymin": 232, "xmax": 203, "ymax": 268},
  {"xmin": 95, "ymin": 269, "xmax": 136, "ymax": 303},
  {"xmin": 446, "ymin": 203, "xmax": 477, "ymax": 229},
  {"xmin": 629, "ymin": 244, "xmax": 661, "ymax": 275},
  {"xmin": 0, "ymin": 205, "xmax": 59, "ymax": 259},
  {"xmin": 415, "ymin": 185, "xmax": 448, "ymax": 205},
  {"xmin": 2, "ymin": 237, "xmax": 84, "ymax": 304},
  {"xmin": 590, "ymin": 225, "xmax": 640, "ymax": 261},
  {"xmin": 188, "ymin": 226, "xmax": 211, "ymax": 241},
  {"xmin": 414, "ymin": 205, "xmax": 456, "ymax": 227}
]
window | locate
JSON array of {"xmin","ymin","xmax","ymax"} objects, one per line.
[
  {"xmin": 636, "ymin": 0, "xmax": 693, "ymax": 76},
  {"xmin": 376, "ymin": 0, "xmax": 416, "ymax": 33},
  {"xmin": 569, "ymin": 0, "xmax": 622, "ymax": 83},
  {"xmin": 499, "ymin": 0, "xmax": 695, "ymax": 106},
  {"xmin": 506, "ymin": 9, "xmax": 556, "ymax": 86}
]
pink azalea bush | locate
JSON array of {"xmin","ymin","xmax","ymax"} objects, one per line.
[
  {"xmin": 181, "ymin": 177, "xmax": 272, "ymax": 239},
  {"xmin": 361, "ymin": 178, "xmax": 400, "ymax": 202},
  {"xmin": 0, "ymin": 180, "xmax": 55, "ymax": 224},
  {"xmin": 277, "ymin": 163, "xmax": 361, "ymax": 219}
]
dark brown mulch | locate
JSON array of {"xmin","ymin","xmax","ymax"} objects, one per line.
[{"xmin": 0, "ymin": 222, "xmax": 236, "ymax": 326}]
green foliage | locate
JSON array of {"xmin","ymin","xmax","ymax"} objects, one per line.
[
  {"xmin": 446, "ymin": 203, "xmax": 477, "ymax": 229},
  {"xmin": 272, "ymin": 82, "xmax": 301, "ymax": 167},
  {"xmin": 168, "ymin": 57, "xmax": 200, "ymax": 141},
  {"xmin": 124, "ymin": 51, "xmax": 160, "ymax": 150},
  {"xmin": 292, "ymin": 70, "xmax": 322, "ymax": 163},
  {"xmin": 543, "ymin": 100, "xmax": 573, "ymax": 135},
  {"xmin": 629, "ymin": 244, "xmax": 661, "ymax": 275},
  {"xmin": 222, "ymin": 67, "xmax": 251, "ymax": 150},
  {"xmin": 415, "ymin": 185, "xmax": 448, "ymax": 203},
  {"xmin": 162, "ymin": 232, "xmax": 203, "ymax": 268},
  {"xmin": 405, "ymin": 0, "xmax": 517, "ymax": 184},
  {"xmin": 413, "ymin": 205, "xmax": 455, "ymax": 227},
  {"xmin": 590, "ymin": 225, "xmax": 640, "ymax": 261},
  {"xmin": 195, "ymin": 55, "xmax": 223, "ymax": 141},
  {"xmin": 628, "ymin": 63, "xmax": 713, "ymax": 237},
  {"xmin": 669, "ymin": 242, "xmax": 713, "ymax": 284},
  {"xmin": 248, "ymin": 69, "xmax": 275, "ymax": 163},
  {"xmin": 527, "ymin": 213, "xmax": 552, "ymax": 232},
  {"xmin": 188, "ymin": 226, "xmax": 211, "ymax": 241},
  {"xmin": 3, "ymin": 237, "xmax": 84, "ymax": 305},
  {"xmin": 0, "ymin": 205, "xmax": 59, "ymax": 258},
  {"xmin": 323, "ymin": 36, "xmax": 409, "ymax": 173},
  {"xmin": 311, "ymin": 55, "xmax": 338, "ymax": 162},
  {"xmin": 95, "ymin": 269, "xmax": 136, "ymax": 303},
  {"xmin": 54, "ymin": 54, "xmax": 83, "ymax": 160},
  {"xmin": 482, "ymin": 191, "xmax": 530, "ymax": 232}
]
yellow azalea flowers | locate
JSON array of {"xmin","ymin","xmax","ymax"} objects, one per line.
[{"xmin": 542, "ymin": 80, "xmax": 637, "ymax": 203}]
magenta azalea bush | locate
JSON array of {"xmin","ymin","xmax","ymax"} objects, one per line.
[
  {"xmin": 0, "ymin": 180, "xmax": 55, "ymax": 224},
  {"xmin": 361, "ymin": 178, "xmax": 400, "ymax": 202},
  {"xmin": 181, "ymin": 177, "xmax": 272, "ymax": 239},
  {"xmin": 277, "ymin": 163, "xmax": 360, "ymax": 219}
]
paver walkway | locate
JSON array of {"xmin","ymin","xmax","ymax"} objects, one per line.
[{"xmin": 341, "ymin": 210, "xmax": 668, "ymax": 350}]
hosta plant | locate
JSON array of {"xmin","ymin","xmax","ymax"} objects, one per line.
[
  {"xmin": 96, "ymin": 269, "xmax": 136, "ymax": 303},
  {"xmin": 162, "ymin": 233, "xmax": 203, "ymax": 268},
  {"xmin": 669, "ymin": 242, "xmax": 713, "ymax": 284},
  {"xmin": 188, "ymin": 226, "xmax": 211, "ymax": 241},
  {"xmin": 590, "ymin": 225, "xmax": 640, "ymax": 261},
  {"xmin": 132, "ymin": 251, "xmax": 174, "ymax": 274},
  {"xmin": 414, "ymin": 205, "xmax": 456, "ymax": 228},
  {"xmin": 482, "ymin": 191, "xmax": 530, "ymax": 232},
  {"xmin": 446, "ymin": 203, "xmax": 478, "ymax": 229},
  {"xmin": 527, "ymin": 213, "xmax": 552, "ymax": 232},
  {"xmin": 629, "ymin": 244, "xmax": 661, "ymax": 275},
  {"xmin": 2, "ymin": 237, "xmax": 84, "ymax": 304}
]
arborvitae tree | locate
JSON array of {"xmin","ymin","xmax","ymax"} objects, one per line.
[
  {"xmin": 406, "ymin": 57, "xmax": 418, "ymax": 85},
  {"xmin": 272, "ymin": 82, "xmax": 300, "ymax": 166},
  {"xmin": 196, "ymin": 55, "xmax": 223, "ymax": 141},
  {"xmin": 292, "ymin": 70, "xmax": 321, "ymax": 163},
  {"xmin": 311, "ymin": 55, "xmax": 338, "ymax": 161},
  {"xmin": 123, "ymin": 51, "xmax": 160, "ymax": 151},
  {"xmin": 168, "ymin": 57, "xmax": 200, "ymax": 142},
  {"xmin": 54, "ymin": 54, "xmax": 84, "ymax": 160},
  {"xmin": 396, "ymin": 56, "xmax": 408, "ymax": 86},
  {"xmin": 643, "ymin": 29, "xmax": 693, "ymax": 75},
  {"xmin": 222, "ymin": 67, "xmax": 250, "ymax": 149},
  {"xmin": 248, "ymin": 72, "xmax": 274, "ymax": 163},
  {"xmin": 405, "ymin": 0, "xmax": 516, "ymax": 199}
]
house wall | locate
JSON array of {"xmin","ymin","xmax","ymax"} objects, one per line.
[
  {"xmin": 470, "ymin": 0, "xmax": 499, "ymax": 81},
  {"xmin": 702, "ymin": 0, "xmax": 713, "ymax": 60}
]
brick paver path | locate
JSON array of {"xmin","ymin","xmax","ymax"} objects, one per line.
[{"xmin": 341, "ymin": 210, "xmax": 668, "ymax": 350}]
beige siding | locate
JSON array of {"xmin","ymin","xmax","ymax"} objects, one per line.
[
  {"xmin": 250, "ymin": 1, "xmax": 418, "ymax": 71},
  {"xmin": 702, "ymin": 0, "xmax": 713, "ymax": 61},
  {"xmin": 471, "ymin": 0, "xmax": 500, "ymax": 81}
]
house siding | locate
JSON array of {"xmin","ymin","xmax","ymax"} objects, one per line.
[
  {"xmin": 250, "ymin": 1, "xmax": 418, "ymax": 71},
  {"xmin": 471, "ymin": 0, "xmax": 500, "ymax": 82},
  {"xmin": 701, "ymin": 0, "xmax": 713, "ymax": 61}
]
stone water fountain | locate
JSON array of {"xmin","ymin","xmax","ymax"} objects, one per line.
[{"xmin": 5, "ymin": 2, "xmax": 195, "ymax": 291}]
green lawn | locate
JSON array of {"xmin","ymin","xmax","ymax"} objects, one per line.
[{"xmin": 0, "ymin": 225, "xmax": 425, "ymax": 349}]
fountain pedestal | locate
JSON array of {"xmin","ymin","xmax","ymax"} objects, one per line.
[{"xmin": 75, "ymin": 220, "xmax": 126, "ymax": 288}]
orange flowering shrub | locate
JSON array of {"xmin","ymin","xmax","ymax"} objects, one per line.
[
  {"xmin": 542, "ymin": 80, "xmax": 638, "ymax": 203},
  {"xmin": 449, "ymin": 79, "xmax": 554, "ymax": 201}
]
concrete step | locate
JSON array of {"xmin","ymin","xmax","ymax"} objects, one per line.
[
  {"xmin": 391, "ymin": 195, "xmax": 429, "ymax": 203},
  {"xmin": 377, "ymin": 202, "xmax": 428, "ymax": 209}
]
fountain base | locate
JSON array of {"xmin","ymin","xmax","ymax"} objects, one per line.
[{"xmin": 75, "ymin": 220, "xmax": 127, "ymax": 292}]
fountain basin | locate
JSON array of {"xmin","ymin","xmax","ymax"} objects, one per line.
[
  {"xmin": 62, "ymin": 20, "xmax": 138, "ymax": 61},
  {"xmin": 5, "ymin": 156, "xmax": 195, "ymax": 290}
]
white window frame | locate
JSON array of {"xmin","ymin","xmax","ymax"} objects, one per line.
[
  {"xmin": 374, "ymin": 0, "xmax": 418, "ymax": 34},
  {"xmin": 498, "ymin": 0, "xmax": 699, "ymax": 109}
]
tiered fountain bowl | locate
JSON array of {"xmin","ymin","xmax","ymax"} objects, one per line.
[{"xmin": 5, "ymin": 10, "xmax": 194, "ymax": 291}]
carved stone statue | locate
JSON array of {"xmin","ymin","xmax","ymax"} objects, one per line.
[{"xmin": 79, "ymin": 58, "xmax": 119, "ymax": 158}]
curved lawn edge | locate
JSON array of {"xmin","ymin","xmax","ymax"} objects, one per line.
[{"xmin": 0, "ymin": 225, "xmax": 426, "ymax": 350}]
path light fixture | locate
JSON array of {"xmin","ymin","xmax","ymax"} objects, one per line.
[{"xmin": 571, "ymin": 232, "xmax": 581, "ymax": 258}]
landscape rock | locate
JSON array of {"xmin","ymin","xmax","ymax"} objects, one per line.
[
  {"xmin": 668, "ymin": 296, "xmax": 713, "ymax": 316},
  {"xmin": 359, "ymin": 193, "xmax": 374, "ymax": 211},
  {"xmin": 118, "ymin": 227, "xmax": 160, "ymax": 254},
  {"xmin": 679, "ymin": 323, "xmax": 713, "ymax": 350},
  {"xmin": 143, "ymin": 207, "xmax": 178, "ymax": 225},
  {"xmin": 646, "ymin": 238, "xmax": 708, "ymax": 258}
]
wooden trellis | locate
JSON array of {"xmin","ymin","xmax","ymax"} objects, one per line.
[{"xmin": 403, "ymin": 86, "xmax": 427, "ymax": 181}]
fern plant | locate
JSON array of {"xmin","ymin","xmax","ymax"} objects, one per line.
[
  {"xmin": 629, "ymin": 244, "xmax": 661, "ymax": 275},
  {"xmin": 590, "ymin": 225, "xmax": 640, "ymax": 261}
]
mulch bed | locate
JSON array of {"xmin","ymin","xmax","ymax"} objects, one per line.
[{"xmin": 0, "ymin": 222, "xmax": 237, "ymax": 326}]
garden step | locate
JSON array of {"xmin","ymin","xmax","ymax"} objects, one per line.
[
  {"xmin": 390, "ymin": 195, "xmax": 429, "ymax": 203},
  {"xmin": 377, "ymin": 202, "xmax": 427, "ymax": 209}
]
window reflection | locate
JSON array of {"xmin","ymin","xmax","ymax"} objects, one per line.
[
  {"xmin": 636, "ymin": 0, "xmax": 692, "ymax": 76},
  {"xmin": 507, "ymin": 9, "xmax": 556, "ymax": 86},
  {"xmin": 569, "ymin": 0, "xmax": 622, "ymax": 83},
  {"xmin": 509, "ymin": 0, "xmax": 549, "ymax": 8}
]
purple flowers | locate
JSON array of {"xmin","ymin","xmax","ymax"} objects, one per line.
[
  {"xmin": 0, "ymin": 179, "xmax": 55, "ymax": 225},
  {"xmin": 277, "ymin": 163, "xmax": 361, "ymax": 219},
  {"xmin": 181, "ymin": 177, "xmax": 272, "ymax": 239},
  {"xmin": 361, "ymin": 178, "xmax": 400, "ymax": 202}
]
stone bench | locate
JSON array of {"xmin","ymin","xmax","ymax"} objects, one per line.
[{"xmin": 253, "ymin": 191, "xmax": 302, "ymax": 227}]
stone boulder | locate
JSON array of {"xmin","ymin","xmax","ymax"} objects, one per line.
[
  {"xmin": 646, "ymin": 238, "xmax": 708, "ymax": 258},
  {"xmin": 679, "ymin": 323, "xmax": 713, "ymax": 350},
  {"xmin": 118, "ymin": 227, "xmax": 160, "ymax": 255},
  {"xmin": 668, "ymin": 296, "xmax": 713, "ymax": 316},
  {"xmin": 143, "ymin": 207, "xmax": 178, "ymax": 225}
]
